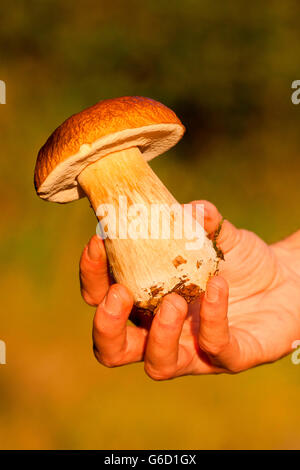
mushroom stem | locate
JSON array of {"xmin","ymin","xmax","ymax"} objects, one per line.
[{"xmin": 77, "ymin": 147, "xmax": 218, "ymax": 313}]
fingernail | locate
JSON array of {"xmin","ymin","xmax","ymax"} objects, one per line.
[
  {"xmin": 205, "ymin": 282, "xmax": 219, "ymax": 303},
  {"xmin": 158, "ymin": 300, "xmax": 178, "ymax": 324},
  {"xmin": 88, "ymin": 237, "xmax": 101, "ymax": 261},
  {"xmin": 104, "ymin": 289, "xmax": 122, "ymax": 315}
]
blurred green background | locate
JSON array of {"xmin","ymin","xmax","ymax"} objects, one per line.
[{"xmin": 0, "ymin": 0, "xmax": 300, "ymax": 450}]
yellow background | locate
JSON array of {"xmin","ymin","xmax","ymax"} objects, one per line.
[{"xmin": 0, "ymin": 0, "xmax": 299, "ymax": 449}]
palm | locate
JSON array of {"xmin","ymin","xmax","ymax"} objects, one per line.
[{"xmin": 175, "ymin": 225, "xmax": 300, "ymax": 374}]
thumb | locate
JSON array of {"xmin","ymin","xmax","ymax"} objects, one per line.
[
  {"xmin": 216, "ymin": 220, "xmax": 241, "ymax": 256},
  {"xmin": 189, "ymin": 200, "xmax": 241, "ymax": 255}
]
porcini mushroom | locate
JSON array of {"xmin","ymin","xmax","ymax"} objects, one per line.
[{"xmin": 34, "ymin": 96, "xmax": 219, "ymax": 315}]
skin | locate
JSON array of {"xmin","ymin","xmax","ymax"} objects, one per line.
[{"xmin": 79, "ymin": 200, "xmax": 300, "ymax": 380}]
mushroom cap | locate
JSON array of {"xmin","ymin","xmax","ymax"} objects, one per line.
[{"xmin": 34, "ymin": 96, "xmax": 185, "ymax": 203}]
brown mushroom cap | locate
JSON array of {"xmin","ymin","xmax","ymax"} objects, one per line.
[{"xmin": 34, "ymin": 96, "xmax": 185, "ymax": 203}]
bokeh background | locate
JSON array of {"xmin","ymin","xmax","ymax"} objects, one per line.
[{"xmin": 1, "ymin": 0, "xmax": 300, "ymax": 450}]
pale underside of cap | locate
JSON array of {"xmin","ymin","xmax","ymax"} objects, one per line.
[{"xmin": 37, "ymin": 122, "xmax": 183, "ymax": 203}]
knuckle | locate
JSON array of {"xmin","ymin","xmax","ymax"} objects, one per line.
[
  {"xmin": 80, "ymin": 259, "xmax": 103, "ymax": 279},
  {"xmin": 226, "ymin": 364, "xmax": 243, "ymax": 374},
  {"xmin": 144, "ymin": 364, "xmax": 175, "ymax": 381},
  {"xmin": 79, "ymin": 257, "xmax": 94, "ymax": 275},
  {"xmin": 93, "ymin": 317, "xmax": 110, "ymax": 338},
  {"xmin": 200, "ymin": 339, "xmax": 229, "ymax": 357},
  {"xmin": 208, "ymin": 345, "xmax": 224, "ymax": 357},
  {"xmin": 93, "ymin": 308, "xmax": 123, "ymax": 336},
  {"xmin": 149, "ymin": 333, "xmax": 166, "ymax": 350},
  {"xmin": 93, "ymin": 322, "xmax": 113, "ymax": 339},
  {"xmin": 82, "ymin": 290, "xmax": 98, "ymax": 307},
  {"xmin": 101, "ymin": 358, "xmax": 117, "ymax": 368},
  {"xmin": 156, "ymin": 317, "xmax": 181, "ymax": 333},
  {"xmin": 200, "ymin": 311, "xmax": 216, "ymax": 323},
  {"xmin": 93, "ymin": 347, "xmax": 122, "ymax": 368},
  {"xmin": 201, "ymin": 312, "xmax": 227, "ymax": 324}
]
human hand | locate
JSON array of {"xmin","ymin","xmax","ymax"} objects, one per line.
[{"xmin": 79, "ymin": 201, "xmax": 300, "ymax": 379}]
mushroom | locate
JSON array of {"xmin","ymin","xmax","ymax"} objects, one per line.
[{"xmin": 34, "ymin": 96, "xmax": 219, "ymax": 315}]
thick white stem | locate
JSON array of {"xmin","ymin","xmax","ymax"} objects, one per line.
[{"xmin": 78, "ymin": 147, "xmax": 218, "ymax": 313}]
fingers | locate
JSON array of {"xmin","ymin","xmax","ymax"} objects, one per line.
[
  {"xmin": 190, "ymin": 199, "xmax": 222, "ymax": 235},
  {"xmin": 80, "ymin": 235, "xmax": 110, "ymax": 306},
  {"xmin": 190, "ymin": 200, "xmax": 240, "ymax": 255},
  {"xmin": 93, "ymin": 284, "xmax": 147, "ymax": 367},
  {"xmin": 144, "ymin": 293, "xmax": 188, "ymax": 380},
  {"xmin": 198, "ymin": 276, "xmax": 241, "ymax": 372},
  {"xmin": 199, "ymin": 276, "xmax": 230, "ymax": 355}
]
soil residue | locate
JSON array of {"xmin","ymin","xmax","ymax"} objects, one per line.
[
  {"xmin": 172, "ymin": 255, "xmax": 187, "ymax": 268},
  {"xmin": 135, "ymin": 277, "xmax": 203, "ymax": 318}
]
